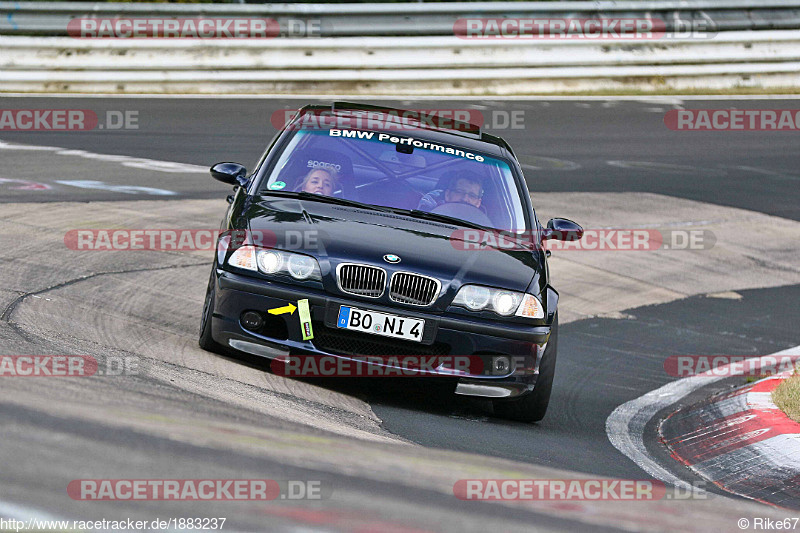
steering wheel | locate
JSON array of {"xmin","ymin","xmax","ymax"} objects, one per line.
[{"xmin": 431, "ymin": 201, "xmax": 493, "ymax": 227}]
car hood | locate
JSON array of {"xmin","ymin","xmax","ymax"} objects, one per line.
[{"xmin": 246, "ymin": 197, "xmax": 539, "ymax": 293}]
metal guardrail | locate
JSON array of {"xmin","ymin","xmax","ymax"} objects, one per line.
[
  {"xmin": 1, "ymin": 2, "xmax": 799, "ymax": 94},
  {"xmin": 2, "ymin": 0, "xmax": 800, "ymax": 36},
  {"xmin": 2, "ymin": 31, "xmax": 799, "ymax": 94},
  {"xmin": 3, "ymin": 32, "xmax": 799, "ymax": 70}
]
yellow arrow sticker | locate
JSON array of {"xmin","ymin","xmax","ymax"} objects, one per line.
[{"xmin": 268, "ymin": 303, "xmax": 297, "ymax": 316}]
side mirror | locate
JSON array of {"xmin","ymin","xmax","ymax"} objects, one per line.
[
  {"xmin": 210, "ymin": 162, "xmax": 248, "ymax": 187},
  {"xmin": 543, "ymin": 218, "xmax": 583, "ymax": 241}
]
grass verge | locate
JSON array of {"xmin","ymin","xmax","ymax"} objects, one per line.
[{"xmin": 773, "ymin": 373, "xmax": 800, "ymax": 424}]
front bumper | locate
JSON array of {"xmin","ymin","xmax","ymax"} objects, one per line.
[{"xmin": 211, "ymin": 270, "xmax": 553, "ymax": 398}]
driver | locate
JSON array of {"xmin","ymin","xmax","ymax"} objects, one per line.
[
  {"xmin": 295, "ymin": 167, "xmax": 340, "ymax": 196},
  {"xmin": 417, "ymin": 171, "xmax": 484, "ymax": 211}
]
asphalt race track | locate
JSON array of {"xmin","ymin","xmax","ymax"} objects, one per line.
[
  {"xmin": 2, "ymin": 97, "xmax": 799, "ymax": 220},
  {"xmin": 1, "ymin": 95, "xmax": 799, "ymax": 532}
]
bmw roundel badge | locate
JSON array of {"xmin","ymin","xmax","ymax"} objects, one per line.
[{"xmin": 383, "ymin": 254, "xmax": 401, "ymax": 264}]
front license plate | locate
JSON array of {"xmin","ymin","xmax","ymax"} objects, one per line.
[{"xmin": 337, "ymin": 306, "xmax": 424, "ymax": 343}]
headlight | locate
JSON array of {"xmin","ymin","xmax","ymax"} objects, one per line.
[
  {"xmin": 492, "ymin": 291, "xmax": 521, "ymax": 316},
  {"xmin": 452, "ymin": 284, "xmax": 544, "ymax": 319},
  {"xmin": 287, "ymin": 254, "xmax": 316, "ymax": 280},
  {"xmin": 459, "ymin": 285, "xmax": 491, "ymax": 310},
  {"xmin": 257, "ymin": 250, "xmax": 283, "ymax": 274},
  {"xmin": 228, "ymin": 246, "xmax": 321, "ymax": 282}
]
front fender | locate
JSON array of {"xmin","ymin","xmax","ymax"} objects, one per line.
[{"xmin": 545, "ymin": 285, "xmax": 559, "ymax": 325}]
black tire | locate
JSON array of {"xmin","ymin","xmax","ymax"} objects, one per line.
[
  {"xmin": 198, "ymin": 267, "xmax": 224, "ymax": 353},
  {"xmin": 493, "ymin": 314, "xmax": 558, "ymax": 422}
]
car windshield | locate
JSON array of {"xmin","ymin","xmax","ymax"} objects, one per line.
[{"xmin": 257, "ymin": 127, "xmax": 528, "ymax": 232}]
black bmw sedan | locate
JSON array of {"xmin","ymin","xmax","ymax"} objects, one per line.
[{"xmin": 199, "ymin": 102, "xmax": 582, "ymax": 422}]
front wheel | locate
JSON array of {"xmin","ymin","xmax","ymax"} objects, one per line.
[
  {"xmin": 198, "ymin": 266, "xmax": 224, "ymax": 353},
  {"xmin": 493, "ymin": 314, "xmax": 558, "ymax": 422}
]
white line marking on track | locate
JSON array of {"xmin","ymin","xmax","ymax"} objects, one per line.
[
  {"xmin": 727, "ymin": 165, "xmax": 800, "ymax": 182},
  {"xmin": 0, "ymin": 177, "xmax": 51, "ymax": 190},
  {"xmin": 606, "ymin": 345, "xmax": 800, "ymax": 489},
  {"xmin": 0, "ymin": 139, "xmax": 206, "ymax": 174},
  {"xmin": 606, "ymin": 160, "xmax": 728, "ymax": 177},
  {"xmin": 56, "ymin": 180, "xmax": 177, "ymax": 196},
  {"xmin": 0, "ymin": 499, "xmax": 253, "ymax": 533},
  {"xmin": 520, "ymin": 157, "xmax": 581, "ymax": 171},
  {"xmin": 0, "ymin": 500, "xmax": 65, "ymax": 524}
]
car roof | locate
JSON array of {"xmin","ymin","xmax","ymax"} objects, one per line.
[{"xmin": 289, "ymin": 102, "xmax": 517, "ymax": 161}]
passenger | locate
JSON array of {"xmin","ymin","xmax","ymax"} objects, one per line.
[
  {"xmin": 296, "ymin": 167, "xmax": 340, "ymax": 196},
  {"xmin": 417, "ymin": 171, "xmax": 485, "ymax": 211}
]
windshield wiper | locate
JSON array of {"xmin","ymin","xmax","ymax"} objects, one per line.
[
  {"xmin": 394, "ymin": 208, "xmax": 535, "ymax": 249},
  {"xmin": 261, "ymin": 191, "xmax": 488, "ymax": 230},
  {"xmin": 260, "ymin": 191, "xmax": 393, "ymax": 212},
  {"xmin": 389, "ymin": 208, "xmax": 489, "ymax": 231}
]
